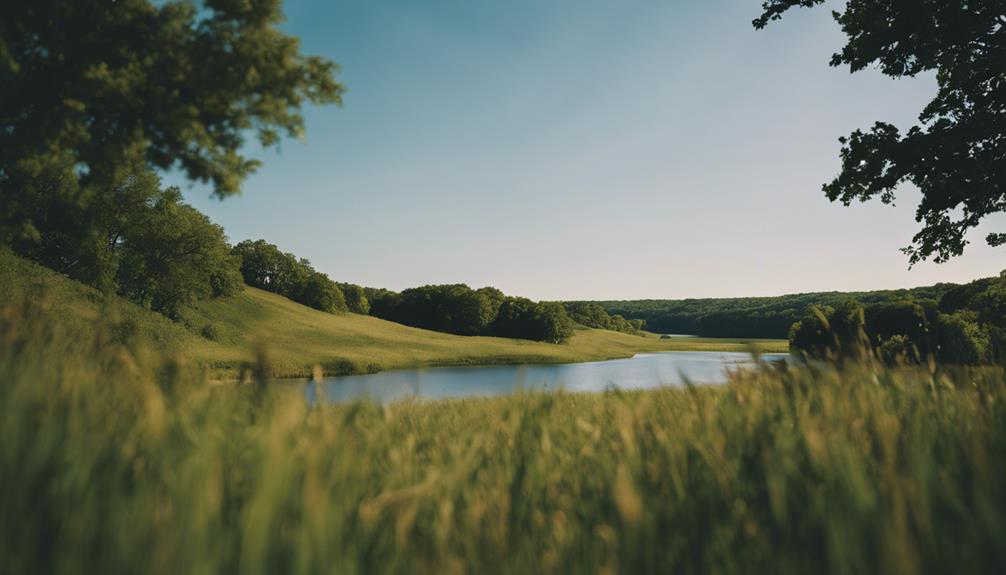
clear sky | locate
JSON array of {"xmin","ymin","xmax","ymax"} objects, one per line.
[{"xmin": 172, "ymin": 0, "xmax": 1005, "ymax": 301}]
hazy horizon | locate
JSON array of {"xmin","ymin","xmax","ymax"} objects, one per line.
[{"xmin": 170, "ymin": 0, "xmax": 1004, "ymax": 301}]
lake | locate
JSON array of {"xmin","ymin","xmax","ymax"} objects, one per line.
[{"xmin": 296, "ymin": 351, "xmax": 789, "ymax": 405}]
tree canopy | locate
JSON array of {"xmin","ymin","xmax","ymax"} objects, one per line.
[
  {"xmin": 116, "ymin": 187, "xmax": 243, "ymax": 317},
  {"xmin": 232, "ymin": 239, "xmax": 366, "ymax": 315},
  {"xmin": 564, "ymin": 302, "xmax": 645, "ymax": 335},
  {"xmin": 1, "ymin": 0, "xmax": 343, "ymax": 247},
  {"xmin": 789, "ymin": 272, "xmax": 1006, "ymax": 365},
  {"xmin": 367, "ymin": 284, "xmax": 576, "ymax": 344},
  {"xmin": 8, "ymin": 165, "xmax": 244, "ymax": 317},
  {"xmin": 755, "ymin": 1, "xmax": 1006, "ymax": 264},
  {"xmin": 594, "ymin": 283, "xmax": 953, "ymax": 339}
]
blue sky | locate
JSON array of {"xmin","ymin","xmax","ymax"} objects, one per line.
[{"xmin": 172, "ymin": 0, "xmax": 1005, "ymax": 300}]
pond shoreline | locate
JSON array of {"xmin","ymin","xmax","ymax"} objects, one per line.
[
  {"xmin": 277, "ymin": 350, "xmax": 792, "ymax": 404},
  {"xmin": 208, "ymin": 335, "xmax": 790, "ymax": 381}
]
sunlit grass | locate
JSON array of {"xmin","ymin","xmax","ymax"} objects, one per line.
[
  {"xmin": 2, "ymin": 294, "xmax": 1003, "ymax": 574},
  {"xmin": 0, "ymin": 250, "xmax": 786, "ymax": 378}
]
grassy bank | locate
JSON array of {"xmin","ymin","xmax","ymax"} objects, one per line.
[
  {"xmin": 2, "ymin": 296, "xmax": 1004, "ymax": 574},
  {"xmin": 0, "ymin": 251, "xmax": 787, "ymax": 377}
]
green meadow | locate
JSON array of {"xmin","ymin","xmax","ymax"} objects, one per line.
[
  {"xmin": 4, "ymin": 2, "xmax": 1005, "ymax": 573},
  {"xmin": 0, "ymin": 250, "xmax": 786, "ymax": 378},
  {"xmin": 2, "ymin": 293, "xmax": 1004, "ymax": 574}
]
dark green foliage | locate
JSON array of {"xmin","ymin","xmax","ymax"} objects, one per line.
[
  {"xmin": 755, "ymin": 1, "xmax": 1006, "ymax": 264},
  {"xmin": 115, "ymin": 189, "xmax": 242, "ymax": 318},
  {"xmin": 596, "ymin": 284, "xmax": 953, "ymax": 339},
  {"xmin": 1, "ymin": 0, "xmax": 339, "ymax": 320},
  {"xmin": 492, "ymin": 298, "xmax": 575, "ymax": 344},
  {"xmin": 4, "ymin": 166, "xmax": 242, "ymax": 317},
  {"xmin": 935, "ymin": 271, "xmax": 1006, "ymax": 362},
  {"xmin": 340, "ymin": 283, "xmax": 370, "ymax": 315},
  {"xmin": 876, "ymin": 335, "xmax": 915, "ymax": 366},
  {"xmin": 232, "ymin": 239, "xmax": 287, "ymax": 291},
  {"xmin": 200, "ymin": 322, "xmax": 220, "ymax": 341},
  {"xmin": 789, "ymin": 274, "xmax": 1006, "ymax": 365},
  {"xmin": 363, "ymin": 287, "xmax": 402, "ymax": 319},
  {"xmin": 935, "ymin": 312, "xmax": 991, "ymax": 365},
  {"xmin": 231, "ymin": 239, "xmax": 349, "ymax": 313},
  {"xmin": 0, "ymin": 0, "xmax": 343, "ymax": 228},
  {"xmin": 788, "ymin": 305, "xmax": 835, "ymax": 359},
  {"xmin": 788, "ymin": 301, "xmax": 872, "ymax": 363},
  {"xmin": 298, "ymin": 272, "xmax": 347, "ymax": 314},
  {"xmin": 863, "ymin": 300, "xmax": 935, "ymax": 359},
  {"xmin": 565, "ymin": 302, "xmax": 646, "ymax": 334},
  {"xmin": 394, "ymin": 284, "xmax": 497, "ymax": 336},
  {"xmin": 369, "ymin": 285, "xmax": 575, "ymax": 343}
]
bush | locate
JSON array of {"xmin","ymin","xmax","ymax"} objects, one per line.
[
  {"xmin": 936, "ymin": 312, "xmax": 990, "ymax": 364},
  {"xmin": 200, "ymin": 323, "xmax": 221, "ymax": 341}
]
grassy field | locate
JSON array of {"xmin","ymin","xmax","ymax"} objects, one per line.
[
  {"xmin": 2, "ymin": 293, "xmax": 1004, "ymax": 574},
  {"xmin": 0, "ymin": 251, "xmax": 787, "ymax": 377}
]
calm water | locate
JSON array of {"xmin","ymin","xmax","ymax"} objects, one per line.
[{"xmin": 296, "ymin": 351, "xmax": 789, "ymax": 405}]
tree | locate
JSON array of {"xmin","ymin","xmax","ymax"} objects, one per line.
[
  {"xmin": 233, "ymin": 240, "xmax": 286, "ymax": 290},
  {"xmin": 864, "ymin": 300, "xmax": 934, "ymax": 359},
  {"xmin": 564, "ymin": 302, "xmax": 645, "ymax": 334},
  {"xmin": 1, "ymin": 0, "xmax": 343, "ymax": 245},
  {"xmin": 341, "ymin": 284, "xmax": 371, "ymax": 315},
  {"xmin": 566, "ymin": 302, "xmax": 613, "ymax": 330},
  {"xmin": 935, "ymin": 312, "xmax": 991, "ymax": 364},
  {"xmin": 789, "ymin": 305, "xmax": 837, "ymax": 360},
  {"xmin": 533, "ymin": 302, "xmax": 576, "ymax": 344},
  {"xmin": 365, "ymin": 288, "xmax": 402, "ymax": 319},
  {"xmin": 492, "ymin": 297, "xmax": 574, "ymax": 344},
  {"xmin": 297, "ymin": 272, "xmax": 347, "ymax": 313},
  {"xmin": 232, "ymin": 238, "xmax": 358, "ymax": 314},
  {"xmin": 6, "ymin": 163, "xmax": 166, "ymax": 291},
  {"xmin": 755, "ymin": 1, "xmax": 1006, "ymax": 264},
  {"xmin": 116, "ymin": 188, "xmax": 243, "ymax": 317}
]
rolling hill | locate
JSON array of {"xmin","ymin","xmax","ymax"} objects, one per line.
[{"xmin": 0, "ymin": 251, "xmax": 786, "ymax": 377}]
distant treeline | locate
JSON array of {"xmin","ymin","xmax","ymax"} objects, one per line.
[
  {"xmin": 232, "ymin": 241, "xmax": 579, "ymax": 343},
  {"xmin": 789, "ymin": 273, "xmax": 1006, "ymax": 365},
  {"xmin": 563, "ymin": 302, "xmax": 645, "ymax": 335},
  {"xmin": 364, "ymin": 285, "xmax": 575, "ymax": 344},
  {"xmin": 594, "ymin": 284, "xmax": 955, "ymax": 339}
]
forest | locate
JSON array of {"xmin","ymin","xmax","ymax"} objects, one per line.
[
  {"xmin": 789, "ymin": 273, "xmax": 1006, "ymax": 365},
  {"xmin": 593, "ymin": 283, "xmax": 957, "ymax": 339}
]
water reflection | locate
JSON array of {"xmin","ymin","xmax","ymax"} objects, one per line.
[{"xmin": 290, "ymin": 351, "xmax": 788, "ymax": 405}]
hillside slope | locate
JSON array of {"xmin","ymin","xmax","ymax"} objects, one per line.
[{"xmin": 0, "ymin": 251, "xmax": 786, "ymax": 377}]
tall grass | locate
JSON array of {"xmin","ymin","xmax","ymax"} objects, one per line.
[{"xmin": 1, "ymin": 295, "xmax": 1004, "ymax": 574}]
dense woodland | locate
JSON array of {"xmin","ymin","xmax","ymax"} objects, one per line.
[
  {"xmin": 368, "ymin": 285, "xmax": 574, "ymax": 343},
  {"xmin": 563, "ymin": 302, "xmax": 646, "ymax": 335},
  {"xmin": 594, "ymin": 284, "xmax": 955, "ymax": 339},
  {"xmin": 789, "ymin": 273, "xmax": 1006, "ymax": 365}
]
